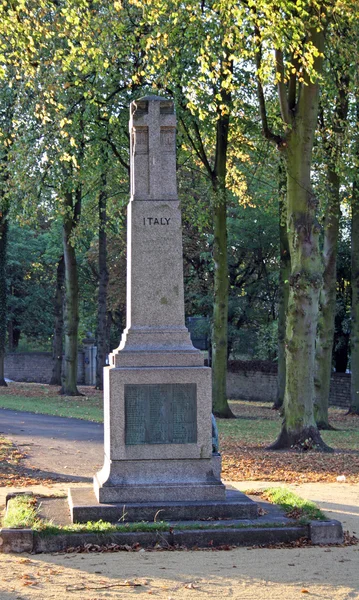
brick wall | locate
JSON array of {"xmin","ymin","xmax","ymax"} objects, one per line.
[
  {"xmin": 4, "ymin": 354, "xmax": 352, "ymax": 407},
  {"xmin": 4, "ymin": 352, "xmax": 85, "ymax": 385},
  {"xmin": 227, "ymin": 369, "xmax": 278, "ymax": 403},
  {"xmin": 328, "ymin": 373, "xmax": 351, "ymax": 408},
  {"xmin": 227, "ymin": 362, "xmax": 351, "ymax": 408}
]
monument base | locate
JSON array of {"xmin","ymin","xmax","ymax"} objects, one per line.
[
  {"xmin": 68, "ymin": 487, "xmax": 259, "ymax": 524},
  {"xmin": 94, "ymin": 455, "xmax": 224, "ymax": 503},
  {"xmin": 96, "ymin": 364, "xmax": 220, "ymax": 504}
]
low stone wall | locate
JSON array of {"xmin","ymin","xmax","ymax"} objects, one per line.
[
  {"xmin": 4, "ymin": 354, "xmax": 352, "ymax": 407},
  {"xmin": 227, "ymin": 361, "xmax": 351, "ymax": 408},
  {"xmin": 4, "ymin": 352, "xmax": 85, "ymax": 385}
]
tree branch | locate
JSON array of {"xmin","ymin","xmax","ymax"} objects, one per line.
[
  {"xmin": 179, "ymin": 116, "xmax": 213, "ymax": 179},
  {"xmin": 288, "ymin": 54, "xmax": 299, "ymax": 112},
  {"xmin": 275, "ymin": 49, "xmax": 292, "ymax": 125},
  {"xmin": 102, "ymin": 137, "xmax": 130, "ymax": 173},
  {"xmin": 255, "ymin": 35, "xmax": 283, "ymax": 146},
  {"xmin": 163, "ymin": 83, "xmax": 214, "ymax": 178}
]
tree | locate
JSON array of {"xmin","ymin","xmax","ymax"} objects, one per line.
[
  {"xmin": 6, "ymin": 224, "xmax": 56, "ymax": 350},
  {"xmin": 139, "ymin": 0, "xmax": 259, "ymax": 416},
  {"xmin": 0, "ymin": 81, "xmax": 18, "ymax": 384},
  {"xmin": 349, "ymin": 99, "xmax": 359, "ymax": 414},
  {"xmin": 96, "ymin": 162, "xmax": 109, "ymax": 390},
  {"xmin": 314, "ymin": 62, "xmax": 349, "ymax": 429},
  {"xmin": 275, "ymin": 160, "xmax": 290, "ymax": 409},
  {"xmin": 255, "ymin": 3, "xmax": 332, "ymax": 449},
  {"xmin": 5, "ymin": 1, "xmax": 141, "ymax": 393},
  {"xmin": 0, "ymin": 210, "xmax": 8, "ymax": 387},
  {"xmin": 50, "ymin": 255, "xmax": 65, "ymax": 386}
]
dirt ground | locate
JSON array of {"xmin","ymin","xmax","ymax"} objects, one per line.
[{"xmin": 0, "ymin": 480, "xmax": 358, "ymax": 600}]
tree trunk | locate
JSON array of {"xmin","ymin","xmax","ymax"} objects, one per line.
[
  {"xmin": 350, "ymin": 176, "xmax": 359, "ymax": 414},
  {"xmin": 96, "ymin": 171, "xmax": 109, "ymax": 390},
  {"xmin": 212, "ymin": 197, "xmax": 234, "ymax": 417},
  {"xmin": 315, "ymin": 77, "xmax": 348, "ymax": 429},
  {"xmin": 50, "ymin": 255, "xmax": 64, "ymax": 386},
  {"xmin": 0, "ymin": 212, "xmax": 8, "ymax": 387},
  {"xmin": 270, "ymin": 30, "xmax": 330, "ymax": 450},
  {"xmin": 274, "ymin": 162, "xmax": 290, "ymax": 409},
  {"xmin": 314, "ymin": 168, "xmax": 340, "ymax": 428},
  {"xmin": 211, "ymin": 102, "xmax": 235, "ymax": 418},
  {"xmin": 60, "ymin": 191, "xmax": 82, "ymax": 396}
]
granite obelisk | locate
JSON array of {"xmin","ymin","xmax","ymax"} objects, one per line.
[{"xmin": 93, "ymin": 96, "xmax": 224, "ymax": 504}]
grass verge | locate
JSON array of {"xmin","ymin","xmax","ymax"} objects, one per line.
[
  {"xmin": 3, "ymin": 494, "xmax": 42, "ymax": 529},
  {"xmin": 260, "ymin": 487, "xmax": 326, "ymax": 522},
  {"xmin": 0, "ymin": 394, "xmax": 102, "ymax": 422}
]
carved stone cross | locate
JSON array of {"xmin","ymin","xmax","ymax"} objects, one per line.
[{"xmin": 130, "ymin": 95, "xmax": 177, "ymax": 201}]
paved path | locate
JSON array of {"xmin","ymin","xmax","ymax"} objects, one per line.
[{"xmin": 0, "ymin": 408, "xmax": 103, "ymax": 481}]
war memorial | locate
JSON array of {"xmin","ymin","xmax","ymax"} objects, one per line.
[{"xmin": 68, "ymin": 95, "xmax": 257, "ymax": 524}]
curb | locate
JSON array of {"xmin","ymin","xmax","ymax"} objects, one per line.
[{"xmin": 0, "ymin": 520, "xmax": 343, "ymax": 553}]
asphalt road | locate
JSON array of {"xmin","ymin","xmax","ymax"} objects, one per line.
[{"xmin": 0, "ymin": 409, "xmax": 104, "ymax": 481}]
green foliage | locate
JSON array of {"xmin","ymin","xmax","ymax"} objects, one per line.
[
  {"xmin": 0, "ymin": 0, "xmax": 356, "ymax": 421},
  {"xmin": 256, "ymin": 322, "xmax": 278, "ymax": 361},
  {"xmin": 6, "ymin": 224, "xmax": 60, "ymax": 350}
]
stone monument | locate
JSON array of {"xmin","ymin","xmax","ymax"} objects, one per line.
[
  {"xmin": 69, "ymin": 96, "xmax": 257, "ymax": 523},
  {"xmin": 95, "ymin": 95, "xmax": 224, "ymax": 504}
]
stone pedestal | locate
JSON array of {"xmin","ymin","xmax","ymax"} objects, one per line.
[{"xmin": 94, "ymin": 365, "xmax": 224, "ymax": 503}]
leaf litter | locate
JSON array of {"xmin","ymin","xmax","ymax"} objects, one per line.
[{"xmin": 220, "ymin": 403, "xmax": 359, "ymax": 483}]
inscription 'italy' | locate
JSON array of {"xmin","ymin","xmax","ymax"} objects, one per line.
[{"xmin": 143, "ymin": 217, "xmax": 171, "ymax": 226}]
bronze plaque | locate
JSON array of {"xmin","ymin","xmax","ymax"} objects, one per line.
[{"xmin": 125, "ymin": 384, "xmax": 197, "ymax": 445}]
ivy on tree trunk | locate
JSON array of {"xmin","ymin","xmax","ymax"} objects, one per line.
[
  {"xmin": 211, "ymin": 91, "xmax": 235, "ymax": 418},
  {"xmin": 314, "ymin": 167, "xmax": 340, "ymax": 428},
  {"xmin": 212, "ymin": 196, "xmax": 233, "ymax": 417},
  {"xmin": 176, "ymin": 70, "xmax": 235, "ymax": 418}
]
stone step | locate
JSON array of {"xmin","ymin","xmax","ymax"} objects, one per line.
[{"xmin": 69, "ymin": 487, "xmax": 259, "ymax": 524}]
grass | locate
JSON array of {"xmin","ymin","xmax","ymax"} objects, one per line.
[
  {"xmin": 40, "ymin": 520, "xmax": 172, "ymax": 535},
  {"xmin": 39, "ymin": 521, "xmax": 295, "ymax": 536},
  {"xmin": 0, "ymin": 390, "xmax": 103, "ymax": 422},
  {"xmin": 3, "ymin": 494, "xmax": 42, "ymax": 529},
  {"xmin": 217, "ymin": 412, "xmax": 279, "ymax": 445},
  {"xmin": 218, "ymin": 400, "xmax": 359, "ymax": 451},
  {"xmin": 261, "ymin": 487, "xmax": 326, "ymax": 522}
]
